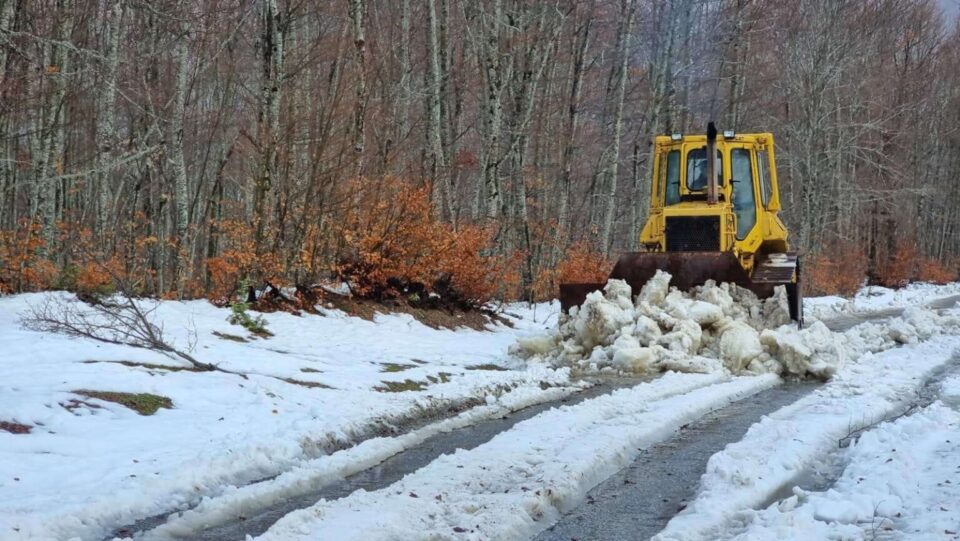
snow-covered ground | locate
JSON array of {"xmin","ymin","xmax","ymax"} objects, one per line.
[
  {"xmin": 726, "ymin": 395, "xmax": 960, "ymax": 540},
  {"xmin": 2, "ymin": 279, "xmax": 959, "ymax": 541},
  {"xmin": 653, "ymin": 335, "xmax": 960, "ymax": 541},
  {"xmin": 254, "ymin": 372, "xmax": 779, "ymax": 540},
  {"xmin": 0, "ymin": 293, "xmax": 573, "ymax": 540},
  {"xmin": 805, "ymin": 281, "xmax": 960, "ymax": 320}
]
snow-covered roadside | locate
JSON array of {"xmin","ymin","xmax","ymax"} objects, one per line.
[
  {"xmin": 652, "ymin": 335, "xmax": 960, "ymax": 541},
  {"xmin": 0, "ymin": 293, "xmax": 571, "ymax": 541},
  {"xmin": 725, "ymin": 395, "xmax": 960, "ymax": 540},
  {"xmin": 253, "ymin": 372, "xmax": 780, "ymax": 540},
  {"xmin": 137, "ymin": 384, "xmax": 576, "ymax": 540},
  {"xmin": 805, "ymin": 281, "xmax": 960, "ymax": 321}
]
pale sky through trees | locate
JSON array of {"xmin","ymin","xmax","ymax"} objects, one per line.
[{"xmin": 940, "ymin": 0, "xmax": 959, "ymax": 20}]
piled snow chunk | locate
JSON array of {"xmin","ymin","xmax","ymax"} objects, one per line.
[
  {"xmin": 637, "ymin": 270, "xmax": 671, "ymax": 306},
  {"xmin": 513, "ymin": 270, "xmax": 960, "ymax": 380},
  {"xmin": 514, "ymin": 333, "xmax": 557, "ymax": 356},
  {"xmin": 760, "ymin": 321, "xmax": 843, "ymax": 379},
  {"xmin": 569, "ymin": 281, "xmax": 635, "ymax": 350},
  {"xmin": 718, "ymin": 321, "xmax": 764, "ymax": 373}
]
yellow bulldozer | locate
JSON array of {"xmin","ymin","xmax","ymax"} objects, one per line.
[{"xmin": 561, "ymin": 122, "xmax": 803, "ymax": 326}]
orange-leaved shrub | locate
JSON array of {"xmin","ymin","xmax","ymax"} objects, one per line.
[
  {"xmin": 875, "ymin": 242, "xmax": 918, "ymax": 288},
  {"xmin": 205, "ymin": 219, "xmax": 283, "ymax": 305},
  {"xmin": 805, "ymin": 243, "xmax": 868, "ymax": 296},
  {"xmin": 74, "ymin": 257, "xmax": 126, "ymax": 296},
  {"xmin": 532, "ymin": 241, "xmax": 612, "ymax": 301},
  {"xmin": 0, "ymin": 220, "xmax": 57, "ymax": 293},
  {"xmin": 332, "ymin": 177, "xmax": 506, "ymax": 307},
  {"xmin": 916, "ymin": 257, "xmax": 956, "ymax": 284}
]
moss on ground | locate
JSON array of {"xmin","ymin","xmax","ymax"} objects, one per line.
[
  {"xmin": 74, "ymin": 390, "xmax": 173, "ymax": 415},
  {"xmin": 375, "ymin": 379, "xmax": 428, "ymax": 392},
  {"xmin": 212, "ymin": 331, "xmax": 249, "ymax": 343},
  {"xmin": 380, "ymin": 362, "xmax": 417, "ymax": 373},
  {"xmin": 282, "ymin": 378, "xmax": 333, "ymax": 389},
  {"xmin": 425, "ymin": 372, "xmax": 453, "ymax": 384}
]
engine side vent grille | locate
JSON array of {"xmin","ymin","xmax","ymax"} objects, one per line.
[{"xmin": 665, "ymin": 216, "xmax": 720, "ymax": 251}]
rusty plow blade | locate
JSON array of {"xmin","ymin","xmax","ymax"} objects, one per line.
[{"xmin": 559, "ymin": 251, "xmax": 802, "ymax": 326}]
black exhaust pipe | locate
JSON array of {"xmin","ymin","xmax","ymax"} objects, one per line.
[{"xmin": 706, "ymin": 121, "xmax": 718, "ymax": 205}]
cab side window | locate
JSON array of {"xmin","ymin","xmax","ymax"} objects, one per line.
[
  {"xmin": 731, "ymin": 149, "xmax": 757, "ymax": 239},
  {"xmin": 665, "ymin": 150, "xmax": 681, "ymax": 205},
  {"xmin": 757, "ymin": 150, "xmax": 772, "ymax": 207}
]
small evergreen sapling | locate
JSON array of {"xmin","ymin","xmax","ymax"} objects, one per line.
[{"xmin": 228, "ymin": 279, "xmax": 271, "ymax": 336}]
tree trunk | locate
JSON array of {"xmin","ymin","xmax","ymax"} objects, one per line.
[
  {"xmin": 171, "ymin": 1, "xmax": 191, "ymax": 292},
  {"xmin": 254, "ymin": 0, "xmax": 284, "ymax": 253},
  {"xmin": 426, "ymin": 0, "xmax": 447, "ymax": 218},
  {"xmin": 599, "ymin": 0, "xmax": 635, "ymax": 254},
  {"xmin": 350, "ymin": 0, "xmax": 367, "ymax": 178},
  {"xmin": 95, "ymin": 0, "xmax": 123, "ymax": 234},
  {"xmin": 556, "ymin": 14, "xmax": 590, "ymax": 253}
]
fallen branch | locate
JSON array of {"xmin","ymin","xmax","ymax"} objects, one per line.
[{"xmin": 22, "ymin": 294, "xmax": 218, "ymax": 372}]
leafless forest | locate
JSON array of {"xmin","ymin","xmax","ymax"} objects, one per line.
[{"xmin": 1, "ymin": 0, "xmax": 958, "ymax": 301}]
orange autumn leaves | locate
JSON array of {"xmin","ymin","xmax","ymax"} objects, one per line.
[{"xmin": 1, "ymin": 179, "xmax": 956, "ymax": 303}]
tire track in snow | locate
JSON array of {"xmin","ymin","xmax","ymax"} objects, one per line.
[
  {"xmin": 102, "ymin": 374, "xmax": 575, "ymax": 541},
  {"xmin": 755, "ymin": 350, "xmax": 960, "ymax": 510},
  {"xmin": 251, "ymin": 373, "xmax": 778, "ymax": 540},
  {"xmin": 820, "ymin": 294, "xmax": 960, "ymax": 332},
  {"xmin": 534, "ymin": 382, "xmax": 819, "ymax": 541},
  {"xmin": 651, "ymin": 337, "xmax": 960, "ymax": 541},
  {"xmin": 122, "ymin": 377, "xmax": 649, "ymax": 540}
]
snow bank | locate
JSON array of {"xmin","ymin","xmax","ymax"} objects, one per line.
[
  {"xmin": 651, "ymin": 335, "xmax": 960, "ymax": 541},
  {"xmin": 805, "ymin": 281, "xmax": 960, "ymax": 320},
  {"xmin": 513, "ymin": 272, "xmax": 960, "ymax": 381},
  {"xmin": 138, "ymin": 384, "xmax": 579, "ymax": 540},
  {"xmin": 253, "ymin": 372, "xmax": 780, "ymax": 541},
  {"xmin": 0, "ymin": 293, "xmax": 570, "ymax": 541},
  {"xmin": 725, "ymin": 402, "xmax": 960, "ymax": 540}
]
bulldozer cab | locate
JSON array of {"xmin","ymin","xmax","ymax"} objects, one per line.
[
  {"xmin": 641, "ymin": 130, "xmax": 789, "ymax": 265},
  {"xmin": 560, "ymin": 123, "xmax": 803, "ymax": 326}
]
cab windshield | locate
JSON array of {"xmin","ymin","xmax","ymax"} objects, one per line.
[{"xmin": 686, "ymin": 147, "xmax": 723, "ymax": 191}]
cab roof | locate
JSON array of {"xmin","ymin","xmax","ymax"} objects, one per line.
[{"xmin": 654, "ymin": 133, "xmax": 774, "ymax": 145}]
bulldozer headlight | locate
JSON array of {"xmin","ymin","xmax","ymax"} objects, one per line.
[
  {"xmin": 722, "ymin": 130, "xmax": 736, "ymax": 138},
  {"xmin": 670, "ymin": 133, "xmax": 683, "ymax": 141}
]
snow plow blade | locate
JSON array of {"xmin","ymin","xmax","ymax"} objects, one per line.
[{"xmin": 559, "ymin": 251, "xmax": 802, "ymax": 325}]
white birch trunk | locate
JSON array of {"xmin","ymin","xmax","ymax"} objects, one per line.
[{"xmin": 600, "ymin": 0, "xmax": 635, "ymax": 254}]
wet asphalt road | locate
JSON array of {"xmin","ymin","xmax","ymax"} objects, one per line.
[{"xmin": 534, "ymin": 382, "xmax": 820, "ymax": 541}]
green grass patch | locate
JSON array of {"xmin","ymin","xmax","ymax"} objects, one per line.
[
  {"xmin": 465, "ymin": 363, "xmax": 508, "ymax": 371},
  {"xmin": 380, "ymin": 362, "xmax": 417, "ymax": 373},
  {"xmin": 425, "ymin": 372, "xmax": 453, "ymax": 384},
  {"xmin": 74, "ymin": 390, "xmax": 173, "ymax": 416},
  {"xmin": 375, "ymin": 379, "xmax": 428, "ymax": 393},
  {"xmin": 212, "ymin": 331, "xmax": 250, "ymax": 343},
  {"xmin": 283, "ymin": 378, "xmax": 333, "ymax": 389}
]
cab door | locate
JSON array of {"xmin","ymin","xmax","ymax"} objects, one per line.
[{"xmin": 729, "ymin": 147, "xmax": 758, "ymax": 239}]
